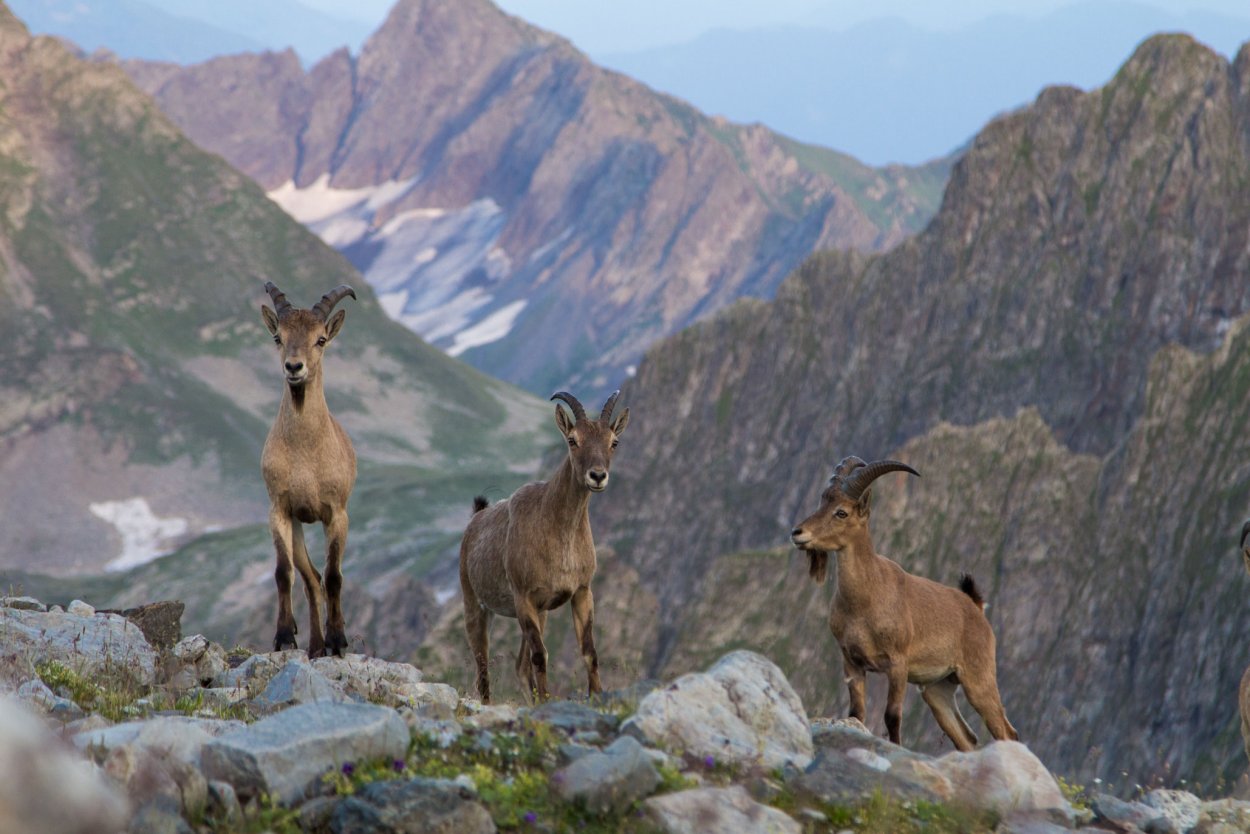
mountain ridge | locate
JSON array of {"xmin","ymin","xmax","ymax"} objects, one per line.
[{"xmin": 117, "ymin": 0, "xmax": 951, "ymax": 394}]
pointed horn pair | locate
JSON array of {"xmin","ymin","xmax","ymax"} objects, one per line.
[{"xmin": 839, "ymin": 459, "xmax": 920, "ymax": 501}]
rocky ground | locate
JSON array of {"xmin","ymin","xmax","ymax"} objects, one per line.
[{"xmin": 1, "ymin": 595, "xmax": 1246, "ymax": 834}]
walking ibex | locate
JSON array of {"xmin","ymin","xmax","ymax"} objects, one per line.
[
  {"xmin": 260, "ymin": 282, "xmax": 357, "ymax": 657},
  {"xmin": 459, "ymin": 391, "xmax": 629, "ymax": 703},
  {"xmin": 791, "ymin": 456, "xmax": 1018, "ymax": 750}
]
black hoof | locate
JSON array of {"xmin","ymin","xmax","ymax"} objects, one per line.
[
  {"xmin": 326, "ymin": 629, "xmax": 349, "ymax": 657},
  {"xmin": 273, "ymin": 628, "xmax": 297, "ymax": 652}
]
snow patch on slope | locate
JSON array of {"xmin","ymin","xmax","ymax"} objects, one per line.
[
  {"xmin": 268, "ymin": 177, "xmax": 523, "ymax": 356},
  {"xmin": 90, "ymin": 498, "xmax": 189, "ymax": 572}
]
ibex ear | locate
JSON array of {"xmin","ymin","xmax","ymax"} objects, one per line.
[
  {"xmin": 808, "ymin": 551, "xmax": 829, "ymax": 584},
  {"xmin": 610, "ymin": 407, "xmax": 629, "ymax": 436},
  {"xmin": 261, "ymin": 305, "xmax": 279, "ymax": 336},
  {"xmin": 854, "ymin": 489, "xmax": 872, "ymax": 517},
  {"xmin": 555, "ymin": 404, "xmax": 575, "ymax": 437},
  {"xmin": 325, "ymin": 309, "xmax": 347, "ymax": 343}
]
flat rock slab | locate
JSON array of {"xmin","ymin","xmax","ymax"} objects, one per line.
[
  {"xmin": 0, "ymin": 607, "xmax": 158, "ymax": 685},
  {"xmin": 254, "ymin": 660, "xmax": 348, "ymax": 708},
  {"xmin": 790, "ymin": 746, "xmax": 949, "ymax": 805},
  {"xmin": 329, "ymin": 777, "xmax": 495, "ymax": 834},
  {"xmin": 644, "ymin": 785, "xmax": 801, "ymax": 834},
  {"xmin": 524, "ymin": 699, "xmax": 621, "ymax": 737},
  {"xmin": 201, "ymin": 702, "xmax": 408, "ymax": 805},
  {"xmin": 622, "ymin": 650, "xmax": 812, "ymax": 771},
  {"xmin": 73, "ymin": 715, "xmax": 245, "ymax": 767}
]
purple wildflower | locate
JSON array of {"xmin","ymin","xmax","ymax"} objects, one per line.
[
  {"xmin": 393, "ymin": 759, "xmax": 406, "ymax": 773},
  {"xmin": 523, "ymin": 811, "xmax": 538, "ymax": 824},
  {"xmin": 703, "ymin": 755, "xmax": 716, "ymax": 769},
  {"xmin": 341, "ymin": 761, "xmax": 355, "ymax": 776}
]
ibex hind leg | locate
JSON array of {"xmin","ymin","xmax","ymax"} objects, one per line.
[
  {"xmin": 921, "ymin": 677, "xmax": 977, "ymax": 751},
  {"xmin": 961, "ymin": 674, "xmax": 1018, "ymax": 742},
  {"xmin": 463, "ymin": 595, "xmax": 493, "ymax": 703}
]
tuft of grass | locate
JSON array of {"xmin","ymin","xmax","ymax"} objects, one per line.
[
  {"xmin": 35, "ymin": 659, "xmax": 148, "ymax": 722},
  {"xmin": 1056, "ymin": 773, "xmax": 1091, "ymax": 812}
]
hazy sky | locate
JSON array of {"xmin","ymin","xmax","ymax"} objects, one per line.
[{"xmin": 301, "ymin": 0, "xmax": 1250, "ymax": 53}]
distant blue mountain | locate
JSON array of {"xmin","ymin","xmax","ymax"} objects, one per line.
[
  {"xmin": 7, "ymin": 0, "xmax": 372, "ymax": 64},
  {"xmin": 597, "ymin": 0, "xmax": 1250, "ymax": 164}
]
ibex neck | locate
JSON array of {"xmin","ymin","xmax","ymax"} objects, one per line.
[
  {"xmin": 545, "ymin": 456, "xmax": 592, "ymax": 520},
  {"xmin": 834, "ymin": 532, "xmax": 884, "ymax": 604},
  {"xmin": 279, "ymin": 377, "xmax": 331, "ymax": 434}
]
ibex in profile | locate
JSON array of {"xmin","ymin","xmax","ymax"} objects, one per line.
[
  {"xmin": 260, "ymin": 282, "xmax": 357, "ymax": 657},
  {"xmin": 459, "ymin": 391, "xmax": 629, "ymax": 703},
  {"xmin": 1240, "ymin": 521, "xmax": 1250, "ymax": 763},
  {"xmin": 791, "ymin": 456, "xmax": 1018, "ymax": 750}
]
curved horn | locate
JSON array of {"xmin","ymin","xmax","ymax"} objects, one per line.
[
  {"xmin": 840, "ymin": 459, "xmax": 920, "ymax": 501},
  {"xmin": 1241, "ymin": 519, "xmax": 1250, "ymax": 550},
  {"xmin": 550, "ymin": 391, "xmax": 586, "ymax": 422},
  {"xmin": 311, "ymin": 285, "xmax": 357, "ymax": 321},
  {"xmin": 599, "ymin": 390, "xmax": 621, "ymax": 423},
  {"xmin": 264, "ymin": 281, "xmax": 294, "ymax": 319}
]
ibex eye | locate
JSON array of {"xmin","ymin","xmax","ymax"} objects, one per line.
[
  {"xmin": 568, "ymin": 438, "xmax": 578, "ymax": 448},
  {"xmin": 611, "ymin": 440, "xmax": 619, "ymax": 449},
  {"xmin": 273, "ymin": 335, "xmax": 281, "ymax": 345},
  {"xmin": 835, "ymin": 509, "xmax": 848, "ymax": 519},
  {"xmin": 317, "ymin": 336, "xmax": 327, "ymax": 347}
]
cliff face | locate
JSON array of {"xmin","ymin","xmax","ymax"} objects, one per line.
[
  {"xmin": 0, "ymin": 6, "xmax": 549, "ymax": 577},
  {"xmin": 540, "ymin": 35, "xmax": 1250, "ymax": 786},
  {"xmin": 119, "ymin": 0, "xmax": 950, "ymax": 394}
]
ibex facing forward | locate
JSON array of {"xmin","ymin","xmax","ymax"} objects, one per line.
[{"xmin": 260, "ymin": 282, "xmax": 357, "ymax": 657}]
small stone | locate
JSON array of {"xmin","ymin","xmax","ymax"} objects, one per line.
[
  {"xmin": 1, "ymin": 596, "xmax": 46, "ymax": 612},
  {"xmin": 553, "ymin": 735, "xmax": 661, "ymax": 815},
  {"xmin": 329, "ymin": 777, "xmax": 494, "ymax": 834},
  {"xmin": 1092, "ymin": 792, "xmax": 1167, "ymax": 831},
  {"xmin": 622, "ymin": 650, "xmax": 813, "ymax": 771},
  {"xmin": 1143, "ymin": 789, "xmax": 1201, "ymax": 833},
  {"xmin": 644, "ymin": 785, "xmax": 801, "ymax": 834},
  {"xmin": 253, "ymin": 660, "xmax": 347, "ymax": 708},
  {"xmin": 206, "ymin": 781, "xmax": 243, "ymax": 829},
  {"xmin": 66, "ymin": 599, "xmax": 95, "ymax": 617},
  {"xmin": 935, "ymin": 742, "xmax": 1073, "ymax": 825},
  {"xmin": 845, "ymin": 747, "xmax": 890, "ymax": 772}
]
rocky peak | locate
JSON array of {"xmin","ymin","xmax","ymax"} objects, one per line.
[{"xmin": 120, "ymin": 0, "xmax": 951, "ymax": 392}]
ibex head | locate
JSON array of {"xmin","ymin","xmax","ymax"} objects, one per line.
[
  {"xmin": 261, "ymin": 283, "xmax": 356, "ymax": 388},
  {"xmin": 790, "ymin": 456, "xmax": 919, "ymax": 582},
  {"xmin": 551, "ymin": 391, "xmax": 630, "ymax": 492}
]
